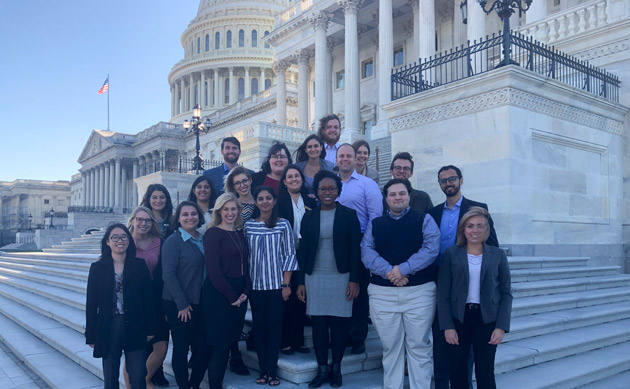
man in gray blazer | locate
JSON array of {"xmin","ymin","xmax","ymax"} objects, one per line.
[{"xmin": 203, "ymin": 137, "xmax": 244, "ymax": 196}]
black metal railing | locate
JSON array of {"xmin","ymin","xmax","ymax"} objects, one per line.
[
  {"xmin": 392, "ymin": 31, "xmax": 620, "ymax": 103},
  {"xmin": 138, "ymin": 157, "xmax": 223, "ymax": 176}
]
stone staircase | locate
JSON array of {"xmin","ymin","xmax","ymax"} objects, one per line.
[{"xmin": 0, "ymin": 235, "xmax": 629, "ymax": 388}]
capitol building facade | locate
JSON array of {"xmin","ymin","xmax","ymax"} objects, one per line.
[{"xmin": 71, "ymin": 0, "xmax": 630, "ymax": 269}]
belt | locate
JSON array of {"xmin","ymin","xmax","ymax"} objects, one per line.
[{"xmin": 466, "ymin": 303, "xmax": 480, "ymax": 310}]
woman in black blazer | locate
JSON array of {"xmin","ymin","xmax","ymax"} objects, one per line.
[
  {"xmin": 296, "ymin": 170, "xmax": 361, "ymax": 388},
  {"xmin": 85, "ymin": 223, "xmax": 156, "ymax": 389},
  {"xmin": 437, "ymin": 206, "xmax": 512, "ymax": 389},
  {"xmin": 277, "ymin": 165, "xmax": 316, "ymax": 355}
]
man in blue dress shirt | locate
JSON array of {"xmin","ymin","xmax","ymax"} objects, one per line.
[{"xmin": 203, "ymin": 137, "xmax": 245, "ymax": 196}]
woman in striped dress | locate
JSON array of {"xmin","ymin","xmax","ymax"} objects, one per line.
[{"xmin": 244, "ymin": 186, "xmax": 299, "ymax": 386}]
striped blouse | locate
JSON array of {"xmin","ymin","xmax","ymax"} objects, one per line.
[{"xmin": 244, "ymin": 218, "xmax": 299, "ymax": 291}]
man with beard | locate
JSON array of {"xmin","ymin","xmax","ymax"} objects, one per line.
[
  {"xmin": 336, "ymin": 143, "xmax": 383, "ymax": 354},
  {"xmin": 203, "ymin": 137, "xmax": 248, "ymax": 196},
  {"xmin": 317, "ymin": 114, "xmax": 342, "ymax": 166},
  {"xmin": 384, "ymin": 152, "xmax": 433, "ymax": 214},
  {"xmin": 428, "ymin": 164, "xmax": 499, "ymax": 389}
]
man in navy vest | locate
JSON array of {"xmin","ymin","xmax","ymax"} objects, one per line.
[
  {"xmin": 428, "ymin": 165, "xmax": 499, "ymax": 389},
  {"xmin": 362, "ymin": 178, "xmax": 440, "ymax": 389},
  {"xmin": 202, "ymin": 136, "xmax": 245, "ymax": 196}
]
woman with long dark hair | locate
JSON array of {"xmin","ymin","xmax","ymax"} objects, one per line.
[
  {"xmin": 225, "ymin": 166, "xmax": 256, "ymax": 223},
  {"xmin": 437, "ymin": 207, "xmax": 512, "ymax": 389},
  {"xmin": 251, "ymin": 142, "xmax": 293, "ymax": 194},
  {"xmin": 140, "ymin": 184, "xmax": 174, "ymax": 239},
  {"xmin": 296, "ymin": 170, "xmax": 361, "ymax": 388},
  {"xmin": 244, "ymin": 186, "xmax": 299, "ymax": 386},
  {"xmin": 162, "ymin": 201, "xmax": 209, "ymax": 389},
  {"xmin": 277, "ymin": 165, "xmax": 315, "ymax": 355},
  {"xmin": 86, "ymin": 223, "xmax": 155, "ymax": 389},
  {"xmin": 188, "ymin": 175, "xmax": 218, "ymax": 235},
  {"xmin": 294, "ymin": 134, "xmax": 334, "ymax": 193},
  {"xmin": 352, "ymin": 140, "xmax": 379, "ymax": 184},
  {"xmin": 202, "ymin": 193, "xmax": 252, "ymax": 388}
]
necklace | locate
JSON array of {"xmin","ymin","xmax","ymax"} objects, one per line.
[{"xmin": 226, "ymin": 229, "xmax": 245, "ymax": 274}]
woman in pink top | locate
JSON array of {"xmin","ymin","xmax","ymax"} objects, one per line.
[{"xmin": 128, "ymin": 206, "xmax": 169, "ymax": 388}]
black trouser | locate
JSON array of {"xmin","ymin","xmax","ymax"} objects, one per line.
[
  {"xmin": 349, "ymin": 264, "xmax": 369, "ymax": 346},
  {"xmin": 249, "ymin": 289, "xmax": 285, "ymax": 377},
  {"xmin": 281, "ymin": 282, "xmax": 306, "ymax": 349},
  {"xmin": 163, "ymin": 300, "xmax": 209, "ymax": 389},
  {"xmin": 207, "ymin": 345, "xmax": 231, "ymax": 389},
  {"xmin": 312, "ymin": 315, "xmax": 350, "ymax": 366},
  {"xmin": 432, "ymin": 313, "xmax": 451, "ymax": 389},
  {"xmin": 102, "ymin": 315, "xmax": 147, "ymax": 389},
  {"xmin": 450, "ymin": 306, "xmax": 498, "ymax": 389}
]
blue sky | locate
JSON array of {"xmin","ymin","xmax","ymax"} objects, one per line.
[{"xmin": 0, "ymin": 0, "xmax": 198, "ymax": 182}]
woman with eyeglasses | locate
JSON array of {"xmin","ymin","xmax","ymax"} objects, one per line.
[
  {"xmin": 140, "ymin": 184, "xmax": 175, "ymax": 239},
  {"xmin": 162, "ymin": 201, "xmax": 209, "ymax": 389},
  {"xmin": 225, "ymin": 166, "xmax": 256, "ymax": 223},
  {"xmin": 251, "ymin": 142, "xmax": 293, "ymax": 194},
  {"xmin": 296, "ymin": 170, "xmax": 361, "ymax": 388},
  {"xmin": 294, "ymin": 134, "xmax": 334, "ymax": 194},
  {"xmin": 86, "ymin": 223, "xmax": 156, "ymax": 389},
  {"xmin": 352, "ymin": 140, "xmax": 379, "ymax": 184}
]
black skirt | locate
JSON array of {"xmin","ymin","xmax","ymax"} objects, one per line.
[{"xmin": 202, "ymin": 277, "xmax": 247, "ymax": 348}]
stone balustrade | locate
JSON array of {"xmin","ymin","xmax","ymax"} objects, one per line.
[
  {"xmin": 517, "ymin": 0, "xmax": 608, "ymax": 45},
  {"xmin": 275, "ymin": 0, "xmax": 313, "ymax": 26},
  {"xmin": 15, "ymin": 232, "xmax": 35, "ymax": 244},
  {"xmin": 246, "ymin": 122, "xmax": 315, "ymax": 143}
]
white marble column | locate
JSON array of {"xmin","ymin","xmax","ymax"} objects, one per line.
[
  {"xmin": 94, "ymin": 168, "xmax": 100, "ymax": 207},
  {"xmin": 274, "ymin": 60, "xmax": 289, "ymax": 126},
  {"xmin": 229, "ymin": 67, "xmax": 236, "ymax": 105},
  {"xmin": 452, "ymin": 0, "xmax": 466, "ymax": 48},
  {"xmin": 82, "ymin": 173, "xmax": 87, "ymax": 207},
  {"xmin": 100, "ymin": 165, "xmax": 106, "ymax": 207},
  {"xmin": 296, "ymin": 49, "xmax": 311, "ymax": 130},
  {"xmin": 104, "ymin": 163, "xmax": 110, "ymax": 208},
  {"xmin": 259, "ymin": 68, "xmax": 265, "ymax": 93},
  {"xmin": 327, "ymin": 39, "xmax": 334, "ymax": 115},
  {"xmin": 218, "ymin": 73, "xmax": 224, "ymax": 107},
  {"xmin": 409, "ymin": 0, "xmax": 419, "ymax": 61},
  {"xmin": 213, "ymin": 70, "xmax": 219, "ymax": 107},
  {"xmin": 178, "ymin": 78, "xmax": 184, "ymax": 113},
  {"xmin": 109, "ymin": 160, "xmax": 115, "ymax": 208},
  {"xmin": 132, "ymin": 159, "xmax": 139, "ymax": 207},
  {"xmin": 419, "ymin": 0, "xmax": 436, "ymax": 60},
  {"xmin": 379, "ymin": 0, "xmax": 394, "ymax": 124},
  {"xmin": 200, "ymin": 72, "xmax": 206, "ymax": 107},
  {"xmin": 467, "ymin": 1, "xmax": 486, "ymax": 43},
  {"xmin": 527, "ymin": 0, "xmax": 547, "ymax": 24},
  {"xmin": 189, "ymin": 74, "xmax": 194, "ymax": 111},
  {"xmin": 114, "ymin": 158, "xmax": 121, "ymax": 209},
  {"xmin": 340, "ymin": 0, "xmax": 363, "ymax": 139},
  {"xmin": 171, "ymin": 84, "xmax": 175, "ymax": 117},
  {"xmin": 121, "ymin": 165, "xmax": 128, "ymax": 209},
  {"xmin": 311, "ymin": 11, "xmax": 330, "ymax": 121},
  {"xmin": 90, "ymin": 169, "xmax": 96, "ymax": 207},
  {"xmin": 244, "ymin": 67, "xmax": 251, "ymax": 98}
]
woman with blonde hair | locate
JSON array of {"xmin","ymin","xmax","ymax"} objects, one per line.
[
  {"xmin": 202, "ymin": 193, "xmax": 251, "ymax": 388},
  {"xmin": 437, "ymin": 206, "xmax": 512, "ymax": 389}
]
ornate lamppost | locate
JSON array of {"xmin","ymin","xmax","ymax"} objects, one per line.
[
  {"xmin": 477, "ymin": 0, "xmax": 532, "ymax": 67},
  {"xmin": 28, "ymin": 213, "xmax": 33, "ymax": 231},
  {"xmin": 183, "ymin": 104, "xmax": 212, "ymax": 172},
  {"xmin": 49, "ymin": 208, "xmax": 55, "ymax": 229}
]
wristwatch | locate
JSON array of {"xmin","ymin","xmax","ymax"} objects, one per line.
[{"xmin": 281, "ymin": 284, "xmax": 290, "ymax": 288}]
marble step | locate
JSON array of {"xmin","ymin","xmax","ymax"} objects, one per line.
[
  {"xmin": 0, "ymin": 259, "xmax": 88, "ymax": 281},
  {"xmin": 0, "ymin": 255, "xmax": 91, "ymax": 271},
  {"xmin": 494, "ymin": 341, "xmax": 630, "ymax": 389},
  {"xmin": 0, "ymin": 251, "xmax": 100, "ymax": 262},
  {"xmin": 507, "ymin": 256, "xmax": 589, "ymax": 269},
  {"xmin": 510, "ymin": 266, "xmax": 620, "ymax": 282},
  {"xmin": 0, "ymin": 266, "xmax": 87, "ymax": 293},
  {"xmin": 44, "ymin": 248, "xmax": 101, "ymax": 254},
  {"xmin": 579, "ymin": 369, "xmax": 630, "ymax": 389},
  {"xmin": 511, "ymin": 274, "xmax": 630, "ymax": 298},
  {"xmin": 0, "ymin": 271, "xmax": 86, "ymax": 308},
  {"xmin": 55, "ymin": 242, "xmax": 101, "ymax": 249},
  {"xmin": 496, "ymin": 319, "xmax": 630, "ymax": 375},
  {"xmin": 512, "ymin": 286, "xmax": 630, "ymax": 317},
  {"xmin": 0, "ymin": 313, "xmax": 102, "ymax": 389}
]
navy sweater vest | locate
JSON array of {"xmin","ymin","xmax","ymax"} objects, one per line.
[{"xmin": 371, "ymin": 211, "xmax": 436, "ymax": 287}]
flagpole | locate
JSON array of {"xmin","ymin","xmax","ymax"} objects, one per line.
[{"xmin": 107, "ymin": 74, "xmax": 110, "ymax": 131}]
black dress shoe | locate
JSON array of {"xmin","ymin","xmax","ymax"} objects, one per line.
[
  {"xmin": 308, "ymin": 365, "xmax": 329, "ymax": 388},
  {"xmin": 280, "ymin": 347, "xmax": 295, "ymax": 355},
  {"xmin": 330, "ymin": 363, "xmax": 342, "ymax": 388},
  {"xmin": 229, "ymin": 355, "xmax": 250, "ymax": 376},
  {"xmin": 350, "ymin": 342, "xmax": 365, "ymax": 354},
  {"xmin": 293, "ymin": 346, "xmax": 311, "ymax": 354},
  {"xmin": 151, "ymin": 366, "xmax": 169, "ymax": 387}
]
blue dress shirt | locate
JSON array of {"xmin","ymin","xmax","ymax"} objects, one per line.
[
  {"xmin": 439, "ymin": 196, "xmax": 463, "ymax": 257},
  {"xmin": 337, "ymin": 170, "xmax": 383, "ymax": 233}
]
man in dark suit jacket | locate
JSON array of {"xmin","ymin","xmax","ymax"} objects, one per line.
[
  {"xmin": 428, "ymin": 164, "xmax": 499, "ymax": 389},
  {"xmin": 384, "ymin": 152, "xmax": 433, "ymax": 214},
  {"xmin": 203, "ymin": 136, "xmax": 246, "ymax": 196}
]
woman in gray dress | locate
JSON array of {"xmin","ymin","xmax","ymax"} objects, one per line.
[{"xmin": 297, "ymin": 170, "xmax": 362, "ymax": 388}]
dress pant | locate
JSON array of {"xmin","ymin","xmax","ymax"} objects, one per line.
[
  {"xmin": 369, "ymin": 282, "xmax": 436, "ymax": 389},
  {"xmin": 349, "ymin": 264, "xmax": 370, "ymax": 346},
  {"xmin": 449, "ymin": 305, "xmax": 498, "ymax": 389},
  {"xmin": 281, "ymin": 282, "xmax": 306, "ymax": 349},
  {"xmin": 249, "ymin": 289, "xmax": 285, "ymax": 377},
  {"xmin": 432, "ymin": 313, "xmax": 451, "ymax": 389},
  {"xmin": 102, "ymin": 315, "xmax": 147, "ymax": 389},
  {"xmin": 311, "ymin": 316, "xmax": 350, "ymax": 366},
  {"xmin": 163, "ymin": 300, "xmax": 209, "ymax": 389},
  {"xmin": 206, "ymin": 345, "xmax": 231, "ymax": 389}
]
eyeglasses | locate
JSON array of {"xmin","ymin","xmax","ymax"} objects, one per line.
[
  {"xmin": 135, "ymin": 217, "xmax": 152, "ymax": 225},
  {"xmin": 270, "ymin": 154, "xmax": 288, "ymax": 160},
  {"xmin": 233, "ymin": 178, "xmax": 250, "ymax": 187},
  {"xmin": 109, "ymin": 235, "xmax": 129, "ymax": 242},
  {"xmin": 438, "ymin": 176, "xmax": 460, "ymax": 185},
  {"xmin": 317, "ymin": 187, "xmax": 339, "ymax": 193},
  {"xmin": 393, "ymin": 166, "xmax": 412, "ymax": 172}
]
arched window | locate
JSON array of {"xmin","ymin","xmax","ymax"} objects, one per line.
[
  {"xmin": 264, "ymin": 31, "xmax": 270, "ymax": 48},
  {"xmin": 205, "ymin": 34, "xmax": 210, "ymax": 51},
  {"xmin": 251, "ymin": 30, "xmax": 257, "ymax": 47},
  {"xmin": 238, "ymin": 77, "xmax": 245, "ymax": 101},
  {"xmin": 265, "ymin": 78, "xmax": 271, "ymax": 90},
  {"xmin": 197, "ymin": 37, "xmax": 200, "ymax": 54},
  {"xmin": 224, "ymin": 78, "xmax": 230, "ymax": 104},
  {"xmin": 226, "ymin": 30, "xmax": 232, "ymax": 48},
  {"xmin": 215, "ymin": 32, "xmax": 220, "ymax": 49},
  {"xmin": 239, "ymin": 29, "xmax": 245, "ymax": 47},
  {"xmin": 251, "ymin": 78, "xmax": 259, "ymax": 95}
]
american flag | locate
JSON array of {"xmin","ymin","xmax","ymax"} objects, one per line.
[{"xmin": 98, "ymin": 77, "xmax": 109, "ymax": 94}]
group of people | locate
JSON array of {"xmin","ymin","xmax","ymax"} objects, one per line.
[{"xmin": 85, "ymin": 114, "xmax": 512, "ymax": 389}]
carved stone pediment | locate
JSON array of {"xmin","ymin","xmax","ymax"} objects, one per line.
[{"xmin": 77, "ymin": 130, "xmax": 115, "ymax": 163}]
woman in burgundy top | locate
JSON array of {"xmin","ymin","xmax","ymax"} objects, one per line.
[
  {"xmin": 202, "ymin": 193, "xmax": 252, "ymax": 389},
  {"xmin": 251, "ymin": 142, "xmax": 293, "ymax": 194}
]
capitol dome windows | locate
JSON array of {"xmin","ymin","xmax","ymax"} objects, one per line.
[
  {"xmin": 197, "ymin": 37, "xmax": 201, "ymax": 54},
  {"xmin": 252, "ymin": 30, "xmax": 258, "ymax": 48},
  {"xmin": 238, "ymin": 78, "xmax": 245, "ymax": 101},
  {"xmin": 227, "ymin": 30, "xmax": 232, "ymax": 48},
  {"xmin": 205, "ymin": 34, "xmax": 210, "ymax": 52},
  {"xmin": 239, "ymin": 30, "xmax": 245, "ymax": 47},
  {"xmin": 251, "ymin": 78, "xmax": 259, "ymax": 95},
  {"xmin": 265, "ymin": 78, "xmax": 271, "ymax": 90},
  {"xmin": 224, "ymin": 78, "xmax": 230, "ymax": 104},
  {"xmin": 215, "ymin": 32, "xmax": 220, "ymax": 49},
  {"xmin": 264, "ymin": 31, "xmax": 270, "ymax": 48}
]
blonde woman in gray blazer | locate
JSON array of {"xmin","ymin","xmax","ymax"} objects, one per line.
[{"xmin": 437, "ymin": 206, "xmax": 512, "ymax": 389}]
